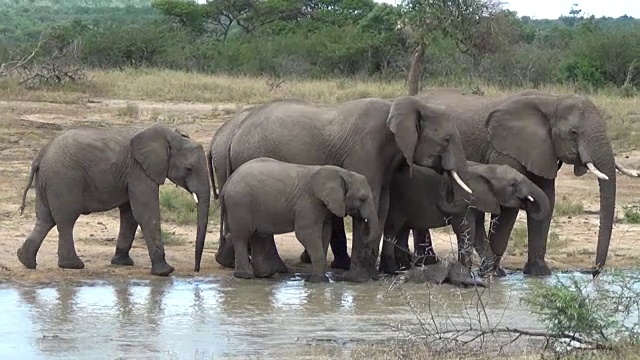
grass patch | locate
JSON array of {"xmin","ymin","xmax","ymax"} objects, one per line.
[
  {"xmin": 159, "ymin": 186, "xmax": 219, "ymax": 226},
  {"xmin": 116, "ymin": 102, "xmax": 140, "ymax": 119},
  {"xmin": 161, "ymin": 229, "xmax": 185, "ymax": 246},
  {"xmin": 507, "ymin": 225, "xmax": 565, "ymax": 256},
  {"xmin": 623, "ymin": 205, "xmax": 640, "ymax": 224},
  {"xmin": 553, "ymin": 195, "xmax": 585, "ymax": 217}
]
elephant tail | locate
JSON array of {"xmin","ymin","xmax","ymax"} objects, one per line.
[
  {"xmin": 207, "ymin": 148, "xmax": 218, "ymax": 200},
  {"xmin": 19, "ymin": 157, "xmax": 39, "ymax": 215}
]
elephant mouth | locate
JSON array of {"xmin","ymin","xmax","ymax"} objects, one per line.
[{"xmin": 520, "ymin": 195, "xmax": 539, "ymax": 214}]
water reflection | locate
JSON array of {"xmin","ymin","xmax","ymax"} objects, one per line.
[{"xmin": 0, "ymin": 271, "xmax": 629, "ymax": 359}]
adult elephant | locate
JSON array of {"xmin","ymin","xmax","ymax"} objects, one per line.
[
  {"xmin": 416, "ymin": 88, "xmax": 634, "ymax": 277},
  {"xmin": 17, "ymin": 124, "xmax": 211, "ymax": 276},
  {"xmin": 209, "ymin": 97, "xmax": 473, "ymax": 282},
  {"xmin": 384, "ymin": 161, "xmax": 550, "ymax": 274}
]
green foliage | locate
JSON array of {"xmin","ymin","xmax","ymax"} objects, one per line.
[
  {"xmin": 159, "ymin": 186, "xmax": 218, "ymax": 226},
  {"xmin": 0, "ymin": 0, "xmax": 638, "ymax": 90},
  {"xmin": 623, "ymin": 205, "xmax": 640, "ymax": 224}
]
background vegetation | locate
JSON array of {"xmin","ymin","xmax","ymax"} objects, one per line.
[{"xmin": 0, "ymin": 0, "xmax": 638, "ymax": 95}]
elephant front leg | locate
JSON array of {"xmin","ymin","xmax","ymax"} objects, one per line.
[
  {"xmin": 215, "ymin": 223, "xmax": 236, "ymax": 268},
  {"xmin": 393, "ymin": 226, "xmax": 412, "ymax": 270},
  {"xmin": 296, "ymin": 222, "xmax": 329, "ymax": 284},
  {"xmin": 111, "ymin": 202, "xmax": 139, "ymax": 267},
  {"xmin": 451, "ymin": 214, "xmax": 475, "ymax": 269},
  {"xmin": 129, "ymin": 183, "xmax": 174, "ymax": 276},
  {"xmin": 488, "ymin": 207, "xmax": 519, "ymax": 278},
  {"xmin": 523, "ymin": 178, "xmax": 554, "ymax": 276},
  {"xmin": 413, "ymin": 229, "xmax": 438, "ymax": 266},
  {"xmin": 300, "ymin": 215, "xmax": 351, "ymax": 270}
]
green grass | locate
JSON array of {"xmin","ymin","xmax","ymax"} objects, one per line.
[
  {"xmin": 159, "ymin": 186, "xmax": 219, "ymax": 226},
  {"xmin": 623, "ymin": 205, "xmax": 640, "ymax": 224},
  {"xmin": 553, "ymin": 195, "xmax": 585, "ymax": 217}
]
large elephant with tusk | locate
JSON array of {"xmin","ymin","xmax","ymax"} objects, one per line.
[{"xmin": 416, "ymin": 88, "xmax": 639, "ymax": 277}]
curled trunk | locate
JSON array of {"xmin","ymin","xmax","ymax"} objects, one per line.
[{"xmin": 521, "ymin": 180, "xmax": 551, "ymax": 221}]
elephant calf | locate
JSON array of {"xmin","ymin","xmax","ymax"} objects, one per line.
[
  {"xmin": 17, "ymin": 124, "xmax": 211, "ymax": 276},
  {"xmin": 383, "ymin": 161, "xmax": 550, "ymax": 275},
  {"xmin": 220, "ymin": 157, "xmax": 378, "ymax": 283}
]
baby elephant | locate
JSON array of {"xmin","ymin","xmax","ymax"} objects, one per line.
[
  {"xmin": 384, "ymin": 161, "xmax": 550, "ymax": 275},
  {"xmin": 220, "ymin": 158, "xmax": 378, "ymax": 283}
]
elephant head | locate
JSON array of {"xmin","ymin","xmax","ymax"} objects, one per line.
[
  {"xmin": 485, "ymin": 94, "xmax": 615, "ymax": 274},
  {"xmin": 311, "ymin": 166, "xmax": 379, "ymax": 240},
  {"xmin": 466, "ymin": 163, "xmax": 551, "ymax": 220},
  {"xmin": 387, "ymin": 96, "xmax": 473, "ymax": 202},
  {"xmin": 130, "ymin": 124, "xmax": 211, "ymax": 272}
]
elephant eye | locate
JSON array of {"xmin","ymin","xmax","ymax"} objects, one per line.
[{"xmin": 570, "ymin": 129, "xmax": 579, "ymax": 137}]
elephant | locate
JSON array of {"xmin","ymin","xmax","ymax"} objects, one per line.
[
  {"xmin": 17, "ymin": 124, "xmax": 211, "ymax": 276},
  {"xmin": 219, "ymin": 157, "xmax": 379, "ymax": 283},
  {"xmin": 402, "ymin": 259, "xmax": 487, "ymax": 288},
  {"xmin": 383, "ymin": 161, "xmax": 550, "ymax": 275},
  {"xmin": 209, "ymin": 96, "xmax": 473, "ymax": 282},
  {"xmin": 414, "ymin": 88, "xmax": 638, "ymax": 277}
]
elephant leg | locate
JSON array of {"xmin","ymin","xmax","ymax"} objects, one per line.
[
  {"xmin": 295, "ymin": 219, "xmax": 329, "ymax": 283},
  {"xmin": 451, "ymin": 214, "xmax": 475, "ymax": 269},
  {"xmin": 56, "ymin": 217, "xmax": 84, "ymax": 270},
  {"xmin": 488, "ymin": 207, "xmax": 519, "ymax": 278},
  {"xmin": 129, "ymin": 185, "xmax": 174, "ymax": 276},
  {"xmin": 379, "ymin": 232, "xmax": 399, "ymax": 275},
  {"xmin": 251, "ymin": 234, "xmax": 288, "ymax": 278},
  {"xmin": 233, "ymin": 230, "xmax": 254, "ymax": 279},
  {"xmin": 393, "ymin": 226, "xmax": 412, "ymax": 270},
  {"xmin": 523, "ymin": 178, "xmax": 555, "ymax": 276},
  {"xmin": 110, "ymin": 202, "xmax": 139, "ymax": 267},
  {"xmin": 473, "ymin": 212, "xmax": 495, "ymax": 276},
  {"xmin": 215, "ymin": 222, "xmax": 235, "ymax": 268},
  {"xmin": 329, "ymin": 215, "xmax": 350, "ymax": 270},
  {"xmin": 414, "ymin": 229, "xmax": 438, "ymax": 266},
  {"xmin": 17, "ymin": 195, "xmax": 55, "ymax": 269}
]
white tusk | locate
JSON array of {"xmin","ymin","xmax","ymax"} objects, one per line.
[
  {"xmin": 615, "ymin": 162, "xmax": 639, "ymax": 177},
  {"xmin": 364, "ymin": 218, "xmax": 369, "ymax": 223},
  {"xmin": 192, "ymin": 193, "xmax": 199, "ymax": 204},
  {"xmin": 586, "ymin": 162, "xmax": 609, "ymax": 180},
  {"xmin": 451, "ymin": 171, "xmax": 473, "ymax": 194},
  {"xmin": 527, "ymin": 195, "xmax": 535, "ymax": 202}
]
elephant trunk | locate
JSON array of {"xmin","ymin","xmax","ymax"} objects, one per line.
[
  {"xmin": 194, "ymin": 188, "xmax": 211, "ymax": 272},
  {"xmin": 579, "ymin": 134, "xmax": 616, "ymax": 276},
  {"xmin": 521, "ymin": 180, "xmax": 551, "ymax": 221},
  {"xmin": 442, "ymin": 137, "xmax": 473, "ymax": 195},
  {"xmin": 360, "ymin": 197, "xmax": 379, "ymax": 242}
]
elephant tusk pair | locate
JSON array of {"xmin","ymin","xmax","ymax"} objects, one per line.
[
  {"xmin": 451, "ymin": 171, "xmax": 473, "ymax": 194},
  {"xmin": 527, "ymin": 195, "xmax": 535, "ymax": 202},
  {"xmin": 615, "ymin": 161, "xmax": 639, "ymax": 177},
  {"xmin": 192, "ymin": 193, "xmax": 199, "ymax": 204},
  {"xmin": 586, "ymin": 162, "xmax": 609, "ymax": 181}
]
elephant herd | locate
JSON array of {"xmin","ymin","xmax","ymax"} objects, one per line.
[{"xmin": 15, "ymin": 88, "xmax": 639, "ymax": 284}]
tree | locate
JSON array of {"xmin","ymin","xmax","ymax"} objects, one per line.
[{"xmin": 398, "ymin": 0, "xmax": 502, "ymax": 95}]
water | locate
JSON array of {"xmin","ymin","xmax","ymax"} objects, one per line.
[{"xmin": 0, "ymin": 271, "xmax": 630, "ymax": 359}]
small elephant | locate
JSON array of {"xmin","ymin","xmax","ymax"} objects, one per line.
[
  {"xmin": 17, "ymin": 124, "xmax": 211, "ymax": 276},
  {"xmin": 219, "ymin": 157, "xmax": 378, "ymax": 283},
  {"xmin": 383, "ymin": 161, "xmax": 550, "ymax": 275},
  {"xmin": 403, "ymin": 260, "xmax": 487, "ymax": 288}
]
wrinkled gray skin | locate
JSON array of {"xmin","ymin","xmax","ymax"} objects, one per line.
[
  {"xmin": 17, "ymin": 124, "xmax": 211, "ymax": 276},
  {"xmin": 385, "ymin": 161, "xmax": 550, "ymax": 275},
  {"xmin": 403, "ymin": 260, "xmax": 486, "ymax": 288},
  {"xmin": 210, "ymin": 97, "xmax": 472, "ymax": 282},
  {"xmin": 417, "ymin": 88, "xmax": 626, "ymax": 277},
  {"xmin": 220, "ymin": 158, "xmax": 379, "ymax": 283}
]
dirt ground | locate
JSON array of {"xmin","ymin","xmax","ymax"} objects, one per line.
[{"xmin": 1, "ymin": 97, "xmax": 640, "ymax": 286}]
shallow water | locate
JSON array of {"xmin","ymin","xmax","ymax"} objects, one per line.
[{"xmin": 0, "ymin": 271, "xmax": 630, "ymax": 360}]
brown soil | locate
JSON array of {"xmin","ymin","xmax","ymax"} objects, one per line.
[{"xmin": 1, "ymin": 98, "xmax": 639, "ymax": 286}]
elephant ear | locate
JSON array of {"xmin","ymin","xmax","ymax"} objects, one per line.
[
  {"xmin": 311, "ymin": 167, "xmax": 346, "ymax": 217},
  {"xmin": 130, "ymin": 125, "xmax": 170, "ymax": 185},
  {"xmin": 387, "ymin": 96, "xmax": 424, "ymax": 172},
  {"xmin": 485, "ymin": 97, "xmax": 558, "ymax": 179},
  {"xmin": 467, "ymin": 166, "xmax": 501, "ymax": 214}
]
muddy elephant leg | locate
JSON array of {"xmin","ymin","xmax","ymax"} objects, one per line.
[
  {"xmin": 215, "ymin": 222, "xmax": 236, "ymax": 268},
  {"xmin": 301, "ymin": 215, "xmax": 350, "ymax": 270},
  {"xmin": 488, "ymin": 207, "xmax": 519, "ymax": 277},
  {"xmin": 414, "ymin": 229, "xmax": 438, "ymax": 266},
  {"xmin": 250, "ymin": 234, "xmax": 288, "ymax": 278},
  {"xmin": 17, "ymin": 196, "xmax": 55, "ymax": 269},
  {"xmin": 523, "ymin": 177, "xmax": 554, "ymax": 276},
  {"xmin": 393, "ymin": 226, "xmax": 412, "ymax": 270},
  {"xmin": 110, "ymin": 202, "xmax": 139, "ymax": 266}
]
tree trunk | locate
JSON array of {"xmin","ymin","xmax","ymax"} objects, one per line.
[{"xmin": 407, "ymin": 42, "xmax": 425, "ymax": 96}]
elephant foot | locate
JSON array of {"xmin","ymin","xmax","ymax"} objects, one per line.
[
  {"xmin": 150, "ymin": 261, "xmax": 175, "ymax": 276},
  {"xmin": 110, "ymin": 252, "xmax": 135, "ymax": 267},
  {"xmin": 16, "ymin": 247, "xmax": 37, "ymax": 269},
  {"xmin": 330, "ymin": 257, "xmax": 350, "ymax": 270},
  {"xmin": 58, "ymin": 256, "xmax": 85, "ymax": 270},
  {"xmin": 309, "ymin": 273, "xmax": 330, "ymax": 283},
  {"xmin": 523, "ymin": 260, "xmax": 551, "ymax": 276},
  {"xmin": 300, "ymin": 250, "xmax": 311, "ymax": 264},
  {"xmin": 378, "ymin": 255, "xmax": 399, "ymax": 275},
  {"xmin": 341, "ymin": 266, "xmax": 373, "ymax": 283},
  {"xmin": 253, "ymin": 264, "xmax": 287, "ymax": 278},
  {"xmin": 234, "ymin": 270, "xmax": 255, "ymax": 279},
  {"xmin": 215, "ymin": 244, "xmax": 235, "ymax": 268},
  {"xmin": 252, "ymin": 255, "xmax": 288, "ymax": 278}
]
